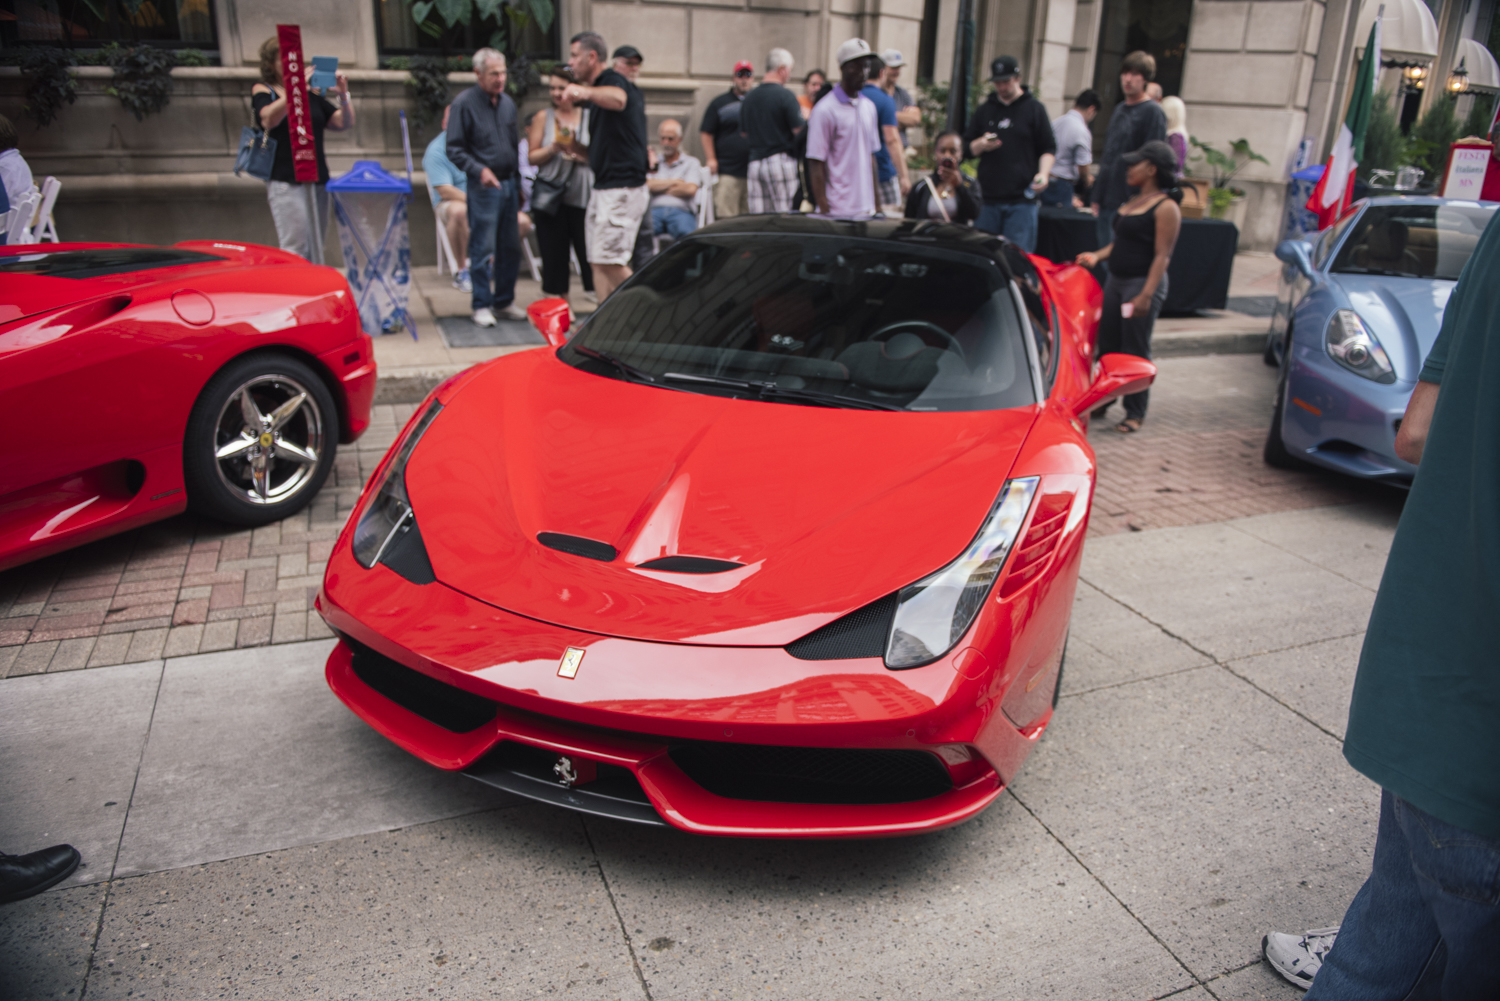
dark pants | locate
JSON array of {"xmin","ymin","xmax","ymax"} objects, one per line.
[
  {"xmin": 467, "ymin": 177, "xmax": 520, "ymax": 311},
  {"xmin": 1040, "ymin": 177, "xmax": 1074, "ymax": 207},
  {"xmin": 533, "ymin": 203, "xmax": 593, "ymax": 297},
  {"xmin": 976, "ymin": 199, "xmax": 1039, "ymax": 252},
  {"xmin": 1096, "ymin": 272, "xmax": 1167, "ymax": 421},
  {"xmin": 1307, "ymin": 790, "xmax": 1500, "ymax": 1000}
]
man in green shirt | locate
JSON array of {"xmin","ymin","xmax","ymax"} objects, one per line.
[{"xmin": 1262, "ymin": 215, "xmax": 1500, "ymax": 996}]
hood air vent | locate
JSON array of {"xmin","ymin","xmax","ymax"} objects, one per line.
[
  {"xmin": 538, "ymin": 532, "xmax": 617, "ymax": 562},
  {"xmin": 636, "ymin": 556, "xmax": 745, "ymax": 574}
]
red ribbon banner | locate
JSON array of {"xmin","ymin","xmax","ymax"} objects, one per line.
[{"xmin": 276, "ymin": 24, "xmax": 319, "ymax": 183}]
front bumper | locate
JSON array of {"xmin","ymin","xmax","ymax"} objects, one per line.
[
  {"xmin": 318, "ymin": 524, "xmax": 1076, "ymax": 837},
  {"xmin": 1283, "ymin": 346, "xmax": 1415, "ymax": 484}
]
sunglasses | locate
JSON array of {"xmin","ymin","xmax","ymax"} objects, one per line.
[{"xmin": 734, "ymin": 69, "xmax": 754, "ymax": 77}]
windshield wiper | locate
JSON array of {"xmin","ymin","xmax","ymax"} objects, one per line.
[
  {"xmin": 568, "ymin": 344, "xmax": 658, "ymax": 383},
  {"xmin": 661, "ymin": 371, "xmax": 904, "ymax": 411}
]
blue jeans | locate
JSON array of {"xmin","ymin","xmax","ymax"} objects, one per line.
[
  {"xmin": 1040, "ymin": 177, "xmax": 1074, "ymax": 207},
  {"xmin": 976, "ymin": 200, "xmax": 1039, "ymax": 253},
  {"xmin": 651, "ymin": 206, "xmax": 697, "ymax": 240},
  {"xmin": 1306, "ymin": 790, "xmax": 1500, "ymax": 1000},
  {"xmin": 466, "ymin": 177, "xmax": 519, "ymax": 312}
]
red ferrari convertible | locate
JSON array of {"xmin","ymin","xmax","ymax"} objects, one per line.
[
  {"xmin": 320, "ymin": 217, "xmax": 1151, "ymax": 838},
  {"xmin": 0, "ymin": 242, "xmax": 376, "ymax": 572}
]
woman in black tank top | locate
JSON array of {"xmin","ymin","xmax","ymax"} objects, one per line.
[{"xmin": 1074, "ymin": 141, "xmax": 1181, "ymax": 432}]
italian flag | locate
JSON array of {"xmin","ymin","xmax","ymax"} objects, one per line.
[{"xmin": 1309, "ymin": 14, "xmax": 1382, "ymax": 229}]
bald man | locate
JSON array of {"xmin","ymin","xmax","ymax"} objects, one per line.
[{"xmin": 647, "ymin": 118, "xmax": 706, "ymax": 240}]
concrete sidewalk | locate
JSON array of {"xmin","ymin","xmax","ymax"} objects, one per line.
[{"xmin": 0, "ymin": 497, "xmax": 1396, "ymax": 1000}]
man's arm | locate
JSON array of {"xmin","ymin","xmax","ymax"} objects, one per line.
[
  {"xmin": 1395, "ymin": 381, "xmax": 1439, "ymax": 465},
  {"xmin": 896, "ymin": 104, "xmax": 921, "ymax": 128},
  {"xmin": 445, "ymin": 104, "xmax": 482, "ymax": 177},
  {"xmin": 562, "ymin": 82, "xmax": 627, "ymax": 110},
  {"xmin": 808, "ymin": 159, "xmax": 829, "ymax": 214},
  {"xmin": 883, "ymin": 125, "xmax": 910, "ymax": 194},
  {"xmin": 700, "ymin": 132, "xmax": 719, "ymax": 175},
  {"xmin": 1033, "ymin": 152, "xmax": 1055, "ymax": 190}
]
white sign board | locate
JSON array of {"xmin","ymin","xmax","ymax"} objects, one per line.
[{"xmin": 1443, "ymin": 145, "xmax": 1491, "ymax": 199}]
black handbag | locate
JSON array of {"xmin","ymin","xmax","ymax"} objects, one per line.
[
  {"xmin": 530, "ymin": 172, "xmax": 566, "ymax": 216},
  {"xmin": 235, "ymin": 126, "xmax": 277, "ymax": 181}
]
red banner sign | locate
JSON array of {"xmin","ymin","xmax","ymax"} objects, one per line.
[{"xmin": 276, "ymin": 24, "xmax": 319, "ymax": 183}]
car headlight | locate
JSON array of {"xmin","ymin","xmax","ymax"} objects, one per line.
[
  {"xmin": 352, "ymin": 401, "xmax": 443, "ymax": 569},
  {"xmin": 1325, "ymin": 310, "xmax": 1395, "ymax": 384},
  {"xmin": 885, "ymin": 477, "xmax": 1039, "ymax": 669}
]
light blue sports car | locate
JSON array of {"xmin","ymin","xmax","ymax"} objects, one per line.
[{"xmin": 1265, "ymin": 195, "xmax": 1496, "ymax": 484}]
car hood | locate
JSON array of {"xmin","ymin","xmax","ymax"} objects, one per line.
[
  {"xmin": 1331, "ymin": 274, "xmax": 1454, "ymax": 380},
  {"xmin": 406, "ymin": 349, "xmax": 1039, "ymax": 646}
]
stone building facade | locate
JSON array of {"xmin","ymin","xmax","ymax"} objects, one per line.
[{"xmin": 0, "ymin": 0, "xmax": 1493, "ymax": 254}]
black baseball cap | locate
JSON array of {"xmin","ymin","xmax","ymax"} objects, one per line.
[
  {"xmin": 1121, "ymin": 140, "xmax": 1178, "ymax": 177},
  {"xmin": 613, "ymin": 45, "xmax": 643, "ymax": 62},
  {"xmin": 990, "ymin": 55, "xmax": 1020, "ymax": 80}
]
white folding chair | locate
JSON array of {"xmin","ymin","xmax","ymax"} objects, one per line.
[
  {"xmin": 434, "ymin": 205, "xmax": 462, "ymax": 276},
  {"xmin": 522, "ymin": 231, "xmax": 543, "ymax": 282},
  {"xmin": 33, "ymin": 177, "xmax": 61, "ymax": 242},
  {"xmin": 5, "ymin": 191, "xmax": 41, "ymax": 246}
]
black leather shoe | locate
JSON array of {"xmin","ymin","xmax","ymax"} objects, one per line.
[{"xmin": 0, "ymin": 845, "xmax": 82, "ymax": 904}]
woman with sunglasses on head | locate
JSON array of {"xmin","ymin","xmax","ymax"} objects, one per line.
[
  {"xmin": 1075, "ymin": 140, "xmax": 1180, "ymax": 433},
  {"xmin": 527, "ymin": 67, "xmax": 596, "ymax": 304}
]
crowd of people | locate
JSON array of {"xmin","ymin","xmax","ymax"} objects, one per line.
[{"xmin": 237, "ymin": 31, "xmax": 1189, "ymax": 429}]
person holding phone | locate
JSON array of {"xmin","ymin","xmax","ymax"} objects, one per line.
[
  {"xmin": 250, "ymin": 36, "xmax": 353, "ymax": 264},
  {"xmin": 902, "ymin": 131, "xmax": 980, "ymax": 224},
  {"xmin": 961, "ymin": 55, "xmax": 1055, "ymax": 252},
  {"xmin": 1074, "ymin": 141, "xmax": 1180, "ymax": 433}
]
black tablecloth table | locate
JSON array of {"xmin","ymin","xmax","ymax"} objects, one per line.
[{"xmin": 1035, "ymin": 206, "xmax": 1239, "ymax": 315}]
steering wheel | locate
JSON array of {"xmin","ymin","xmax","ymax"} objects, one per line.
[{"xmin": 869, "ymin": 321, "xmax": 965, "ymax": 363}]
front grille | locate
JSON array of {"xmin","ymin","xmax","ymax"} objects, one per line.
[
  {"xmin": 670, "ymin": 742, "xmax": 952, "ymax": 804},
  {"xmin": 491, "ymin": 742, "xmax": 653, "ymax": 804},
  {"xmin": 344, "ymin": 634, "xmax": 498, "ymax": 733},
  {"xmin": 785, "ymin": 594, "xmax": 897, "ymax": 660}
]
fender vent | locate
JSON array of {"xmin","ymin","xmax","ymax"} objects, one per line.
[
  {"xmin": 636, "ymin": 556, "xmax": 744, "ymax": 573},
  {"xmin": 785, "ymin": 594, "xmax": 897, "ymax": 661},
  {"xmin": 538, "ymin": 532, "xmax": 617, "ymax": 562}
]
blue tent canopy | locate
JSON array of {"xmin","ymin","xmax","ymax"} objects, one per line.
[
  {"xmin": 328, "ymin": 160, "xmax": 412, "ymax": 193},
  {"xmin": 1292, "ymin": 164, "xmax": 1325, "ymax": 182}
]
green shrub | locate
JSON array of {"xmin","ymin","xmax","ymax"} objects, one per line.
[
  {"xmin": 1408, "ymin": 96, "xmax": 1461, "ymax": 179},
  {"xmin": 1359, "ymin": 90, "xmax": 1402, "ymax": 181},
  {"xmin": 1460, "ymin": 95, "xmax": 1495, "ymax": 139},
  {"xmin": 18, "ymin": 48, "xmax": 77, "ymax": 126}
]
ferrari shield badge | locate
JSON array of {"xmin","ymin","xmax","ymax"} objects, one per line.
[{"xmin": 557, "ymin": 646, "xmax": 585, "ymax": 679}]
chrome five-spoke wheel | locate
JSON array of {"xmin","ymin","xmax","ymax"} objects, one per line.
[
  {"xmin": 185, "ymin": 354, "xmax": 339, "ymax": 526},
  {"xmin": 213, "ymin": 375, "xmax": 325, "ymax": 505}
]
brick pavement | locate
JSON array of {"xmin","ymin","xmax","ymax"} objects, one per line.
[{"xmin": 0, "ymin": 356, "xmax": 1403, "ymax": 677}]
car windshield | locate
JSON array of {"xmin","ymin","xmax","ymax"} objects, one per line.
[
  {"xmin": 0, "ymin": 247, "xmax": 224, "ymax": 279},
  {"xmin": 562, "ymin": 236, "xmax": 1036, "ymax": 412},
  {"xmin": 1330, "ymin": 203, "xmax": 1495, "ymax": 280}
]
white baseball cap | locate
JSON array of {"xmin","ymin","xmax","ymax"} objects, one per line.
[
  {"xmin": 835, "ymin": 38, "xmax": 873, "ymax": 68},
  {"xmin": 879, "ymin": 49, "xmax": 906, "ymax": 68}
]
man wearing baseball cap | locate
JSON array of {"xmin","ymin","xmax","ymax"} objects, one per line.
[
  {"xmin": 877, "ymin": 49, "xmax": 920, "ymax": 148},
  {"xmin": 611, "ymin": 45, "xmax": 642, "ymax": 83},
  {"xmin": 961, "ymin": 54, "xmax": 1055, "ymax": 252},
  {"xmin": 699, "ymin": 60, "xmax": 756, "ymax": 219},
  {"xmin": 806, "ymin": 39, "xmax": 883, "ymax": 219}
]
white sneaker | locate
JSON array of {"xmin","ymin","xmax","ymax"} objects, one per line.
[
  {"xmin": 496, "ymin": 304, "xmax": 527, "ymax": 321},
  {"xmin": 453, "ymin": 268, "xmax": 472, "ymax": 294},
  {"xmin": 583, "ymin": 290, "xmax": 598, "ymax": 304},
  {"xmin": 1262, "ymin": 927, "xmax": 1338, "ymax": 990},
  {"xmin": 472, "ymin": 308, "xmax": 497, "ymax": 327}
]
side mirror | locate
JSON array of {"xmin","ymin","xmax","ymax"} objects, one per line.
[
  {"xmin": 1275, "ymin": 239, "xmax": 1315, "ymax": 279},
  {"xmin": 527, "ymin": 297, "xmax": 572, "ymax": 348},
  {"xmin": 1072, "ymin": 353, "xmax": 1157, "ymax": 418}
]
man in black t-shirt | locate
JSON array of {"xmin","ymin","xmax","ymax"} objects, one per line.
[
  {"xmin": 741, "ymin": 47, "xmax": 804, "ymax": 214},
  {"xmin": 699, "ymin": 61, "xmax": 755, "ymax": 219},
  {"xmin": 961, "ymin": 55, "xmax": 1055, "ymax": 253},
  {"xmin": 1090, "ymin": 50, "xmax": 1167, "ymax": 246},
  {"xmin": 563, "ymin": 30, "xmax": 649, "ymax": 301}
]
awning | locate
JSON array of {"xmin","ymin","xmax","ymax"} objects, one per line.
[
  {"xmin": 1355, "ymin": 0, "xmax": 1438, "ymax": 65},
  {"xmin": 1456, "ymin": 37, "xmax": 1500, "ymax": 94}
]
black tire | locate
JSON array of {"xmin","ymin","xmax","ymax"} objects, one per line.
[
  {"xmin": 184, "ymin": 353, "xmax": 339, "ymax": 526},
  {"xmin": 1262, "ymin": 333, "xmax": 1279, "ymax": 366},
  {"xmin": 1263, "ymin": 365, "xmax": 1305, "ymax": 470}
]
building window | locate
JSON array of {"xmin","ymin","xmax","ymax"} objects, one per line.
[
  {"xmin": 918, "ymin": 0, "xmax": 942, "ymax": 83},
  {"xmin": 1, "ymin": 0, "xmax": 217, "ymax": 49},
  {"xmin": 374, "ymin": 0, "xmax": 557, "ymax": 60}
]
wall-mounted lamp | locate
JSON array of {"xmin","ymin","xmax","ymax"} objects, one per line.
[{"xmin": 1449, "ymin": 59, "xmax": 1470, "ymax": 93}]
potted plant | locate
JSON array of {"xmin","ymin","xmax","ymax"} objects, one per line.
[{"xmin": 1188, "ymin": 137, "xmax": 1268, "ymax": 229}]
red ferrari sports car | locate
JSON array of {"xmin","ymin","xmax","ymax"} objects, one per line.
[
  {"xmin": 0, "ymin": 242, "xmax": 375, "ymax": 572},
  {"xmin": 320, "ymin": 217, "xmax": 1152, "ymax": 838}
]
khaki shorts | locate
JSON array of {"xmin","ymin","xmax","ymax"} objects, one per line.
[
  {"xmin": 585, "ymin": 185, "xmax": 651, "ymax": 267},
  {"xmin": 713, "ymin": 173, "xmax": 749, "ymax": 220}
]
